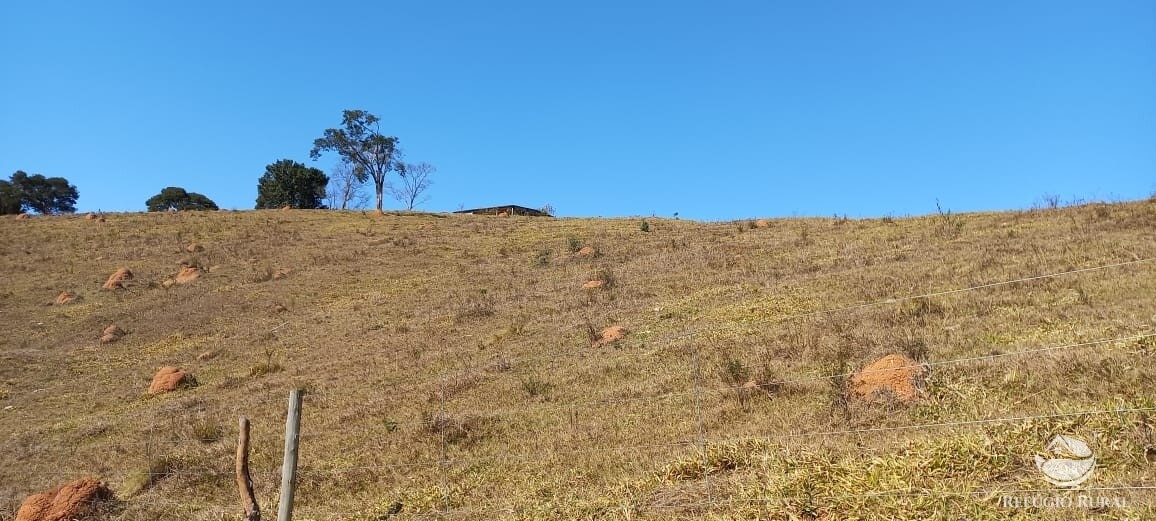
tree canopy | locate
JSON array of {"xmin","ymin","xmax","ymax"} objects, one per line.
[
  {"xmin": 0, "ymin": 180, "xmax": 22, "ymax": 214},
  {"xmin": 310, "ymin": 110, "xmax": 401, "ymax": 212},
  {"xmin": 255, "ymin": 159, "xmax": 329, "ymax": 209},
  {"xmin": 145, "ymin": 187, "xmax": 219, "ymax": 211},
  {"xmin": 5, "ymin": 171, "xmax": 79, "ymax": 214}
]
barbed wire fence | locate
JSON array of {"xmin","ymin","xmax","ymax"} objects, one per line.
[{"xmin": 4, "ymin": 256, "xmax": 1156, "ymax": 520}]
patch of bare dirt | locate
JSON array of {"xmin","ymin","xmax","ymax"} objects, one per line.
[
  {"xmin": 373, "ymin": 209, "xmax": 384, "ymax": 216},
  {"xmin": 15, "ymin": 477, "xmax": 115, "ymax": 521},
  {"xmin": 592, "ymin": 326, "xmax": 627, "ymax": 348},
  {"xmin": 185, "ymin": 242, "xmax": 204, "ymax": 253},
  {"xmin": 16, "ymin": 213, "xmax": 31, "ymax": 220},
  {"xmin": 102, "ymin": 268, "xmax": 133, "ymax": 290},
  {"xmin": 281, "ymin": 205, "xmax": 292, "ymax": 211},
  {"xmin": 582, "ymin": 280, "xmax": 604, "ymax": 290},
  {"xmin": 54, "ymin": 291, "xmax": 78, "ymax": 305},
  {"xmin": 84, "ymin": 213, "xmax": 98, "ymax": 220},
  {"xmin": 148, "ymin": 367, "xmax": 196, "ymax": 394},
  {"xmin": 173, "ymin": 266, "xmax": 202, "ymax": 284},
  {"xmin": 497, "ymin": 211, "xmax": 509, "ymax": 217},
  {"xmin": 99, "ymin": 325, "xmax": 125, "ymax": 344},
  {"xmin": 755, "ymin": 219, "xmax": 769, "ymax": 228},
  {"xmin": 576, "ymin": 246, "xmax": 597, "ymax": 257},
  {"xmin": 848, "ymin": 354, "xmax": 926, "ymax": 403}
]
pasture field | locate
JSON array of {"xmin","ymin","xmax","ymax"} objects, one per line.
[{"xmin": 2, "ymin": 201, "xmax": 1155, "ymax": 520}]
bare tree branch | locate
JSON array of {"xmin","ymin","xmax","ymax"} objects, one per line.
[
  {"xmin": 325, "ymin": 161, "xmax": 369, "ymax": 210},
  {"xmin": 388, "ymin": 162, "xmax": 435, "ymax": 211}
]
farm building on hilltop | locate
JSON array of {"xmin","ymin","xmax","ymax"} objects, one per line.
[{"xmin": 453, "ymin": 205, "xmax": 551, "ymax": 217}]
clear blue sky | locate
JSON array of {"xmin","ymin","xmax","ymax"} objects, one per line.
[{"xmin": 2, "ymin": 1, "xmax": 1153, "ymax": 219}]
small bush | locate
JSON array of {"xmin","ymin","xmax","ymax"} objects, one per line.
[
  {"xmin": 250, "ymin": 361, "xmax": 283, "ymax": 376},
  {"xmin": 934, "ymin": 200, "xmax": 964, "ymax": 238},
  {"xmin": 535, "ymin": 249, "xmax": 553, "ymax": 266},
  {"xmin": 191, "ymin": 419, "xmax": 222, "ymax": 443},
  {"xmin": 520, "ymin": 375, "xmax": 554, "ymax": 399},
  {"xmin": 421, "ymin": 412, "xmax": 490, "ymax": 445},
  {"xmin": 566, "ymin": 236, "xmax": 583, "ymax": 253},
  {"xmin": 123, "ymin": 456, "xmax": 177, "ymax": 496},
  {"xmin": 640, "ymin": 220, "xmax": 650, "ymax": 232},
  {"xmin": 455, "ymin": 290, "xmax": 496, "ymax": 322},
  {"xmin": 590, "ymin": 267, "xmax": 616, "ymax": 289}
]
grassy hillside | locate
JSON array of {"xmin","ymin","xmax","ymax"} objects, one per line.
[{"xmin": 2, "ymin": 201, "xmax": 1155, "ymax": 520}]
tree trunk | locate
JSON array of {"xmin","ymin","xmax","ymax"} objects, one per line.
[{"xmin": 374, "ymin": 178, "xmax": 384, "ymax": 213}]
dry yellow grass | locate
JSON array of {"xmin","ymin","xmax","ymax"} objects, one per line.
[{"xmin": 1, "ymin": 201, "xmax": 1154, "ymax": 520}]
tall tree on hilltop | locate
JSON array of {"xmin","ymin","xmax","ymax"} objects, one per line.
[
  {"xmin": 255, "ymin": 159, "xmax": 329, "ymax": 209},
  {"xmin": 310, "ymin": 110, "xmax": 401, "ymax": 213},
  {"xmin": 10, "ymin": 171, "xmax": 79, "ymax": 214}
]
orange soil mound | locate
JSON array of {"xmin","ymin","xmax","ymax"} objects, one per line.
[
  {"xmin": 15, "ymin": 477, "xmax": 115, "ymax": 521},
  {"xmin": 54, "ymin": 291, "xmax": 78, "ymax": 305},
  {"xmin": 497, "ymin": 211, "xmax": 509, "ymax": 217},
  {"xmin": 755, "ymin": 219, "xmax": 770, "ymax": 228},
  {"xmin": 173, "ymin": 266, "xmax": 202, "ymax": 284},
  {"xmin": 84, "ymin": 213, "xmax": 98, "ymax": 220},
  {"xmin": 582, "ymin": 280, "xmax": 604, "ymax": 290},
  {"xmin": 848, "ymin": 354, "xmax": 925, "ymax": 403},
  {"xmin": 272, "ymin": 267, "xmax": 292, "ymax": 280},
  {"xmin": 593, "ymin": 326, "xmax": 627, "ymax": 348},
  {"xmin": 99, "ymin": 325, "xmax": 125, "ymax": 344},
  {"xmin": 148, "ymin": 367, "xmax": 195, "ymax": 394},
  {"xmin": 185, "ymin": 242, "xmax": 204, "ymax": 253},
  {"xmin": 576, "ymin": 246, "xmax": 597, "ymax": 257},
  {"xmin": 373, "ymin": 209, "xmax": 385, "ymax": 216},
  {"xmin": 16, "ymin": 213, "xmax": 31, "ymax": 220},
  {"xmin": 102, "ymin": 268, "xmax": 133, "ymax": 290},
  {"xmin": 281, "ymin": 205, "xmax": 292, "ymax": 211}
]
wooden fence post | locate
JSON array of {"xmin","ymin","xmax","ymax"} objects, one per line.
[
  {"xmin": 278, "ymin": 389, "xmax": 303, "ymax": 521},
  {"xmin": 236, "ymin": 417, "xmax": 260, "ymax": 521}
]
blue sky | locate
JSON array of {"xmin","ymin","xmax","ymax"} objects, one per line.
[{"xmin": 2, "ymin": 1, "xmax": 1153, "ymax": 220}]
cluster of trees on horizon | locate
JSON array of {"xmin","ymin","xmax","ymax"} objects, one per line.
[
  {"xmin": 4, "ymin": 110, "xmax": 435, "ymax": 214},
  {"xmin": 0, "ymin": 171, "xmax": 79, "ymax": 215}
]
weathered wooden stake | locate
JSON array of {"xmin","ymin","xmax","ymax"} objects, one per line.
[
  {"xmin": 236, "ymin": 417, "xmax": 260, "ymax": 521},
  {"xmin": 278, "ymin": 389, "xmax": 303, "ymax": 521}
]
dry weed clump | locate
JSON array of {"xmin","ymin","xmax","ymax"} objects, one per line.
[
  {"xmin": 420, "ymin": 412, "xmax": 492, "ymax": 445},
  {"xmin": 716, "ymin": 353, "xmax": 781, "ymax": 409}
]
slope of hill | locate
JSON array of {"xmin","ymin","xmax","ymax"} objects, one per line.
[{"xmin": 2, "ymin": 201, "xmax": 1155, "ymax": 520}]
